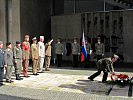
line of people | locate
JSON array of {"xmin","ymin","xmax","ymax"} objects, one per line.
[
  {"xmin": 0, "ymin": 35, "xmax": 53, "ymax": 86},
  {"xmin": 54, "ymin": 37, "xmax": 105, "ymax": 68}
]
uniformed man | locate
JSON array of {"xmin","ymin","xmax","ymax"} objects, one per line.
[
  {"xmin": 4, "ymin": 42, "xmax": 14, "ymax": 83},
  {"xmin": 22, "ymin": 35, "xmax": 30, "ymax": 77},
  {"xmin": 31, "ymin": 37, "xmax": 39, "ymax": 75},
  {"xmin": 85, "ymin": 38, "xmax": 91, "ymax": 67},
  {"xmin": 45, "ymin": 39, "xmax": 53, "ymax": 71},
  {"xmin": 38, "ymin": 36, "xmax": 45, "ymax": 73},
  {"xmin": 88, "ymin": 54, "xmax": 119, "ymax": 82},
  {"xmin": 72, "ymin": 38, "xmax": 80, "ymax": 67},
  {"xmin": 0, "ymin": 41, "xmax": 4, "ymax": 86},
  {"xmin": 13, "ymin": 41, "xmax": 23, "ymax": 80},
  {"xmin": 95, "ymin": 37, "xmax": 105, "ymax": 61},
  {"xmin": 55, "ymin": 38, "xmax": 64, "ymax": 67}
]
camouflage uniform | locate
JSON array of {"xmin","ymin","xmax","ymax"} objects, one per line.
[
  {"xmin": 95, "ymin": 43, "xmax": 104, "ymax": 60},
  {"xmin": 72, "ymin": 42, "xmax": 80, "ymax": 67},
  {"xmin": 55, "ymin": 42, "xmax": 63, "ymax": 67},
  {"xmin": 13, "ymin": 46, "xmax": 22, "ymax": 75},
  {"xmin": 88, "ymin": 57, "xmax": 114, "ymax": 82}
]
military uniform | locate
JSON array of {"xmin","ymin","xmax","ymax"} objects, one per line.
[
  {"xmin": 95, "ymin": 42, "xmax": 104, "ymax": 60},
  {"xmin": 72, "ymin": 42, "xmax": 80, "ymax": 67},
  {"xmin": 0, "ymin": 46, "xmax": 4, "ymax": 85},
  {"xmin": 31, "ymin": 43, "xmax": 39, "ymax": 74},
  {"xmin": 85, "ymin": 42, "xmax": 91, "ymax": 67},
  {"xmin": 88, "ymin": 57, "xmax": 114, "ymax": 82},
  {"xmin": 13, "ymin": 44, "xmax": 23, "ymax": 80},
  {"xmin": 22, "ymin": 41, "xmax": 30, "ymax": 77},
  {"xmin": 55, "ymin": 42, "xmax": 63, "ymax": 67},
  {"xmin": 4, "ymin": 48, "xmax": 14, "ymax": 82},
  {"xmin": 45, "ymin": 40, "xmax": 53, "ymax": 71},
  {"xmin": 38, "ymin": 41, "xmax": 45, "ymax": 72}
]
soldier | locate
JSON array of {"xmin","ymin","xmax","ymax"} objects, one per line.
[
  {"xmin": 31, "ymin": 37, "xmax": 39, "ymax": 75},
  {"xmin": 22, "ymin": 35, "xmax": 30, "ymax": 77},
  {"xmin": 88, "ymin": 54, "xmax": 119, "ymax": 83},
  {"xmin": 13, "ymin": 41, "xmax": 23, "ymax": 80},
  {"xmin": 4, "ymin": 42, "xmax": 14, "ymax": 83},
  {"xmin": 38, "ymin": 36, "xmax": 45, "ymax": 73},
  {"xmin": 55, "ymin": 38, "xmax": 64, "ymax": 67},
  {"xmin": 85, "ymin": 38, "xmax": 91, "ymax": 67},
  {"xmin": 72, "ymin": 38, "xmax": 80, "ymax": 67},
  {"xmin": 0, "ymin": 41, "xmax": 4, "ymax": 86},
  {"xmin": 45, "ymin": 39, "xmax": 53, "ymax": 71},
  {"xmin": 95, "ymin": 37, "xmax": 105, "ymax": 61}
]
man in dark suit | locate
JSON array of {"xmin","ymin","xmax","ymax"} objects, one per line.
[{"xmin": 0, "ymin": 41, "xmax": 4, "ymax": 86}]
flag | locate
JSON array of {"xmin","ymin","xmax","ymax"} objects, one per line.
[{"xmin": 81, "ymin": 33, "xmax": 87, "ymax": 62}]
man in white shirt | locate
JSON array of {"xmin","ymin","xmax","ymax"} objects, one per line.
[{"xmin": 38, "ymin": 36, "xmax": 45, "ymax": 72}]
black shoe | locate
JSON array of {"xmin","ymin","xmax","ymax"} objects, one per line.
[
  {"xmin": 6, "ymin": 80, "xmax": 11, "ymax": 83},
  {"xmin": 36, "ymin": 73, "xmax": 39, "ymax": 75},
  {"xmin": 19, "ymin": 77, "xmax": 23, "ymax": 80},
  {"xmin": 0, "ymin": 83, "xmax": 5, "ymax": 86},
  {"xmin": 6, "ymin": 80, "xmax": 13, "ymax": 83},
  {"xmin": 16, "ymin": 78, "xmax": 21, "ymax": 80},
  {"xmin": 33, "ymin": 73, "xmax": 37, "ymax": 76},
  {"xmin": 102, "ymin": 81, "xmax": 107, "ymax": 83},
  {"xmin": 18, "ymin": 75, "xmax": 23, "ymax": 80},
  {"xmin": 16, "ymin": 74, "xmax": 21, "ymax": 80},
  {"xmin": 88, "ymin": 77, "xmax": 94, "ymax": 81},
  {"xmin": 10, "ymin": 80, "xmax": 14, "ymax": 83}
]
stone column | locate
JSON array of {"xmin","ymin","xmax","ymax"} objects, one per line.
[
  {"xmin": 12, "ymin": 0, "xmax": 20, "ymax": 45},
  {"xmin": 0, "ymin": 0, "xmax": 7, "ymax": 48}
]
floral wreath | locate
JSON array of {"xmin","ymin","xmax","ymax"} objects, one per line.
[{"xmin": 111, "ymin": 73, "xmax": 130, "ymax": 85}]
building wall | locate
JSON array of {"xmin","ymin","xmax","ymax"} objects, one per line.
[
  {"xmin": 0, "ymin": 0, "xmax": 7, "ymax": 48},
  {"xmin": 51, "ymin": 14, "xmax": 82, "ymax": 61},
  {"xmin": 0, "ymin": 0, "xmax": 20, "ymax": 47},
  {"xmin": 52, "ymin": 0, "xmax": 64, "ymax": 15},
  {"xmin": 64, "ymin": 0, "xmax": 113, "ymax": 14},
  {"xmin": 20, "ymin": 0, "xmax": 51, "ymax": 42},
  {"xmin": 12, "ymin": 0, "xmax": 21, "ymax": 45},
  {"xmin": 123, "ymin": 10, "xmax": 133, "ymax": 62},
  {"xmin": 51, "ymin": 10, "xmax": 133, "ymax": 63}
]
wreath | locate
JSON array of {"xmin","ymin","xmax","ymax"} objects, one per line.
[{"xmin": 111, "ymin": 73, "xmax": 130, "ymax": 85}]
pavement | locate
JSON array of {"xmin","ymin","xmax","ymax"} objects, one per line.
[{"xmin": 0, "ymin": 66, "xmax": 133, "ymax": 100}]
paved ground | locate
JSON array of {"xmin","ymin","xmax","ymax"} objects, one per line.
[{"xmin": 0, "ymin": 66, "xmax": 133, "ymax": 100}]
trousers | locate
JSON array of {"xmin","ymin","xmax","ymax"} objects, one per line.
[
  {"xmin": 5, "ymin": 65, "xmax": 13, "ymax": 81},
  {"xmin": 45, "ymin": 56, "xmax": 51, "ymax": 69},
  {"xmin": 32, "ymin": 59, "xmax": 38, "ymax": 74},
  {"xmin": 23, "ymin": 59, "xmax": 29, "ymax": 76},
  {"xmin": 38, "ymin": 57, "xmax": 44, "ymax": 72},
  {"xmin": 0, "ymin": 67, "xmax": 4, "ymax": 83}
]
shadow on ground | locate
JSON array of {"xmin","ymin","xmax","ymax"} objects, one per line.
[{"xmin": 59, "ymin": 79, "xmax": 114, "ymax": 95}]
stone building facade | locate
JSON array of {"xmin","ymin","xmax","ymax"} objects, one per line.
[{"xmin": 51, "ymin": 10, "xmax": 133, "ymax": 63}]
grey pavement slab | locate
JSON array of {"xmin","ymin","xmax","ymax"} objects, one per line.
[
  {"xmin": 0, "ymin": 68, "xmax": 133, "ymax": 100},
  {"xmin": 0, "ymin": 86, "xmax": 132, "ymax": 100}
]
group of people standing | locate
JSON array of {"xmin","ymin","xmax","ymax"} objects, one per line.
[
  {"xmin": 0, "ymin": 35, "xmax": 53, "ymax": 86},
  {"xmin": 0, "ymin": 35, "xmax": 119, "ymax": 86},
  {"xmin": 54, "ymin": 37, "xmax": 105, "ymax": 68}
]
